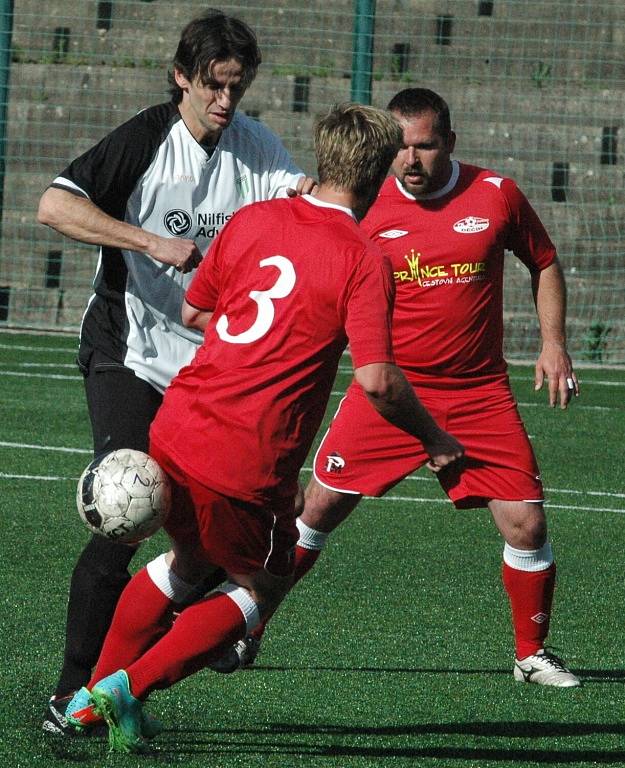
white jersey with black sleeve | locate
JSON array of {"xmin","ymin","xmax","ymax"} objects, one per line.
[{"xmin": 51, "ymin": 101, "xmax": 304, "ymax": 392}]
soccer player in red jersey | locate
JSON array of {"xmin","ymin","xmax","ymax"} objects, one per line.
[
  {"xmin": 63, "ymin": 102, "xmax": 464, "ymax": 752},
  {"xmin": 239, "ymin": 88, "xmax": 581, "ymax": 687}
]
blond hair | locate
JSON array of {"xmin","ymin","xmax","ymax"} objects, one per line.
[{"xmin": 314, "ymin": 103, "xmax": 403, "ymax": 195}]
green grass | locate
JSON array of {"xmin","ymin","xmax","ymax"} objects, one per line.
[{"xmin": 1, "ymin": 330, "xmax": 625, "ymax": 767}]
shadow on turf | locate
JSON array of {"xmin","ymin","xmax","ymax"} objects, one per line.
[
  {"xmin": 42, "ymin": 720, "xmax": 625, "ymax": 763},
  {"xmin": 151, "ymin": 721, "xmax": 625, "ymax": 763},
  {"xmin": 33, "ymin": 661, "xmax": 623, "ymax": 692},
  {"xmin": 247, "ymin": 663, "xmax": 625, "ymax": 682},
  {"xmin": 575, "ymin": 669, "xmax": 625, "ymax": 683}
]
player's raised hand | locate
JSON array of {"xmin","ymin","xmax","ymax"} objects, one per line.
[
  {"xmin": 148, "ymin": 235, "xmax": 203, "ymax": 273},
  {"xmin": 534, "ymin": 340, "xmax": 579, "ymax": 409},
  {"xmin": 423, "ymin": 429, "xmax": 465, "ymax": 473}
]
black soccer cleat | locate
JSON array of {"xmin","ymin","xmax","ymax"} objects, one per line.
[
  {"xmin": 42, "ymin": 694, "xmax": 86, "ymax": 737},
  {"xmin": 208, "ymin": 635, "xmax": 261, "ymax": 674}
]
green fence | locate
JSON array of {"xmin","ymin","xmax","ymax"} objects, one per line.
[{"xmin": 1, "ymin": 1, "xmax": 624, "ymax": 363}]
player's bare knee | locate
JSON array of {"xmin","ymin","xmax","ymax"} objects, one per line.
[
  {"xmin": 490, "ymin": 499, "xmax": 547, "ymax": 549},
  {"xmin": 518, "ymin": 503, "xmax": 547, "ymax": 546}
]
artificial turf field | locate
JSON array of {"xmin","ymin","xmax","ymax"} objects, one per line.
[{"xmin": 1, "ymin": 329, "xmax": 624, "ymax": 768}]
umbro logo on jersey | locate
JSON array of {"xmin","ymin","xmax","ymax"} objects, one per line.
[
  {"xmin": 325, "ymin": 453, "xmax": 345, "ymax": 473},
  {"xmin": 453, "ymin": 216, "xmax": 489, "ymax": 234},
  {"xmin": 164, "ymin": 209, "xmax": 192, "ymax": 236},
  {"xmin": 379, "ymin": 229, "xmax": 409, "ymax": 239}
]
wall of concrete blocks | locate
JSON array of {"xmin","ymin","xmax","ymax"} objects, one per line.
[{"xmin": 1, "ymin": 0, "xmax": 623, "ymax": 360}]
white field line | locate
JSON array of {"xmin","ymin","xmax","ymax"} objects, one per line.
[
  {"xmin": 0, "ymin": 472, "xmax": 74, "ymax": 481},
  {"xmin": 386, "ymin": 472, "xmax": 625, "ymax": 499},
  {"xmin": 296, "ymin": 467, "xmax": 625, "ymax": 501},
  {"xmin": 1, "ymin": 442, "xmax": 623, "ymax": 512},
  {"xmin": 336, "ymin": 365, "xmax": 625, "ymax": 387},
  {"xmin": 0, "ymin": 371, "xmax": 619, "ymax": 411},
  {"xmin": 514, "ymin": 401, "xmax": 610, "ymax": 412},
  {"xmin": 1, "ymin": 469, "xmax": 622, "ymax": 514},
  {"xmin": 328, "ymin": 391, "xmax": 614, "ymax": 412},
  {"xmin": 1, "ymin": 338, "xmax": 622, "ymax": 385},
  {"xmin": 1, "ymin": 354, "xmax": 623, "ymax": 389},
  {"xmin": 0, "ymin": 370, "xmax": 81, "ymax": 380},
  {"xmin": 0, "ymin": 343, "xmax": 75, "ymax": 353},
  {"xmin": 508, "ymin": 375, "xmax": 625, "ymax": 388},
  {"xmin": 0, "ymin": 440, "xmax": 90, "ymax": 454},
  {"xmin": 361, "ymin": 494, "xmax": 625, "ymax": 515}
]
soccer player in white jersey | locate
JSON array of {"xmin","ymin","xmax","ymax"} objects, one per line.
[
  {"xmin": 231, "ymin": 88, "xmax": 581, "ymax": 688},
  {"xmin": 37, "ymin": 9, "xmax": 315, "ymax": 735},
  {"xmin": 61, "ymin": 103, "xmax": 463, "ymax": 753}
]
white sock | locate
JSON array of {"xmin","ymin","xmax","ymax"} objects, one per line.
[
  {"xmin": 503, "ymin": 541, "xmax": 553, "ymax": 572},
  {"xmin": 296, "ymin": 518, "xmax": 328, "ymax": 551},
  {"xmin": 146, "ymin": 553, "xmax": 196, "ymax": 602},
  {"xmin": 216, "ymin": 583, "xmax": 260, "ymax": 633}
]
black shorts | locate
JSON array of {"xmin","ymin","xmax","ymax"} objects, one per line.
[{"xmin": 82, "ymin": 353, "xmax": 162, "ymax": 456}]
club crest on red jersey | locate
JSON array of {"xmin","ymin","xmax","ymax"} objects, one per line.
[{"xmin": 453, "ymin": 216, "xmax": 489, "ymax": 234}]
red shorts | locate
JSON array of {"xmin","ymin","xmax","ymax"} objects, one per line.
[
  {"xmin": 313, "ymin": 377, "xmax": 543, "ymax": 509},
  {"xmin": 150, "ymin": 440, "xmax": 297, "ymax": 577}
]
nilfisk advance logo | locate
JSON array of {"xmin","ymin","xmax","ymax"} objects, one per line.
[
  {"xmin": 164, "ymin": 209, "xmax": 193, "ymax": 236},
  {"xmin": 164, "ymin": 210, "xmax": 235, "ymax": 239}
]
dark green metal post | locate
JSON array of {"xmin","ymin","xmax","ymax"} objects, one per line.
[
  {"xmin": 0, "ymin": 0, "xmax": 14, "ymax": 229},
  {"xmin": 351, "ymin": 0, "xmax": 376, "ymax": 104}
]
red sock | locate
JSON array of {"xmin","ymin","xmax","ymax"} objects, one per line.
[
  {"xmin": 87, "ymin": 567, "xmax": 173, "ymax": 689},
  {"xmin": 293, "ymin": 543, "xmax": 322, "ymax": 581},
  {"xmin": 127, "ymin": 590, "xmax": 247, "ymax": 699},
  {"xmin": 502, "ymin": 561, "xmax": 556, "ymax": 659},
  {"xmin": 252, "ymin": 543, "xmax": 321, "ymax": 641}
]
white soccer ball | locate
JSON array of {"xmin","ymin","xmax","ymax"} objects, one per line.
[{"xmin": 76, "ymin": 448, "xmax": 171, "ymax": 544}]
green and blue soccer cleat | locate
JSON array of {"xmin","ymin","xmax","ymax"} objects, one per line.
[
  {"xmin": 90, "ymin": 670, "xmax": 148, "ymax": 753},
  {"xmin": 64, "ymin": 687, "xmax": 103, "ymax": 731}
]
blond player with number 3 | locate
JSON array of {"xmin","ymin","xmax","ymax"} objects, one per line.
[{"xmin": 61, "ymin": 103, "xmax": 464, "ymax": 753}]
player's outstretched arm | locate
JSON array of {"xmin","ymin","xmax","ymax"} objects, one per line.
[
  {"xmin": 531, "ymin": 258, "xmax": 579, "ymax": 409},
  {"xmin": 354, "ymin": 362, "xmax": 464, "ymax": 472},
  {"xmin": 37, "ymin": 187, "xmax": 202, "ymax": 273}
]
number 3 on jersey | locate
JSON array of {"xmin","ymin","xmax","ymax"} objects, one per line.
[{"xmin": 216, "ymin": 255, "xmax": 296, "ymax": 344}]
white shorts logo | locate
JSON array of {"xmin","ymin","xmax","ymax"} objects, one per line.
[
  {"xmin": 379, "ymin": 229, "xmax": 409, "ymax": 239},
  {"xmin": 325, "ymin": 453, "xmax": 346, "ymax": 473},
  {"xmin": 453, "ymin": 216, "xmax": 489, "ymax": 234}
]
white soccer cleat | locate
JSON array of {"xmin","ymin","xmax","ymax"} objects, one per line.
[{"xmin": 513, "ymin": 648, "xmax": 581, "ymax": 687}]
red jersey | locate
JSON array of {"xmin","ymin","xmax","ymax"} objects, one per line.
[
  {"xmin": 150, "ymin": 195, "xmax": 395, "ymax": 504},
  {"xmin": 361, "ymin": 162, "xmax": 557, "ymax": 384}
]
